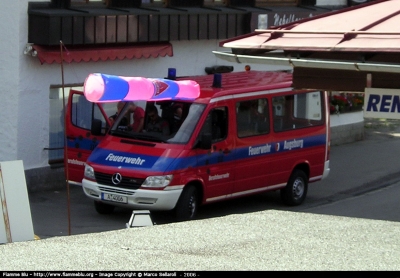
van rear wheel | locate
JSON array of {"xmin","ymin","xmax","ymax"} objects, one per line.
[
  {"xmin": 280, "ymin": 170, "xmax": 308, "ymax": 206},
  {"xmin": 94, "ymin": 201, "xmax": 115, "ymax": 214},
  {"xmin": 175, "ymin": 185, "xmax": 198, "ymax": 222}
]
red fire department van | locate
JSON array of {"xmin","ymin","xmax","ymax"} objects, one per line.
[{"xmin": 65, "ymin": 70, "xmax": 330, "ymax": 221}]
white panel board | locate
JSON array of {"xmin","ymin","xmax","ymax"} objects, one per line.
[
  {"xmin": 0, "ymin": 180, "xmax": 8, "ymax": 243},
  {"xmin": 364, "ymin": 88, "xmax": 400, "ymax": 120},
  {"xmin": 0, "ymin": 160, "xmax": 34, "ymax": 243}
]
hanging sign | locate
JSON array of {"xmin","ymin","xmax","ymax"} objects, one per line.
[{"xmin": 364, "ymin": 88, "xmax": 400, "ymax": 119}]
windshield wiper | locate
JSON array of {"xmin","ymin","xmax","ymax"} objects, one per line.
[
  {"xmin": 109, "ymin": 129, "xmax": 131, "ymax": 138},
  {"xmin": 134, "ymin": 132, "xmax": 169, "ymax": 143}
]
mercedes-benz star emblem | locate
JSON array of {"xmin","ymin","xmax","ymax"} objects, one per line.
[{"xmin": 111, "ymin": 173, "xmax": 122, "ymax": 185}]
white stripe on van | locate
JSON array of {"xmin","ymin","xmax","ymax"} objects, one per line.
[
  {"xmin": 205, "ymin": 174, "xmax": 324, "ymax": 203},
  {"xmin": 205, "ymin": 183, "xmax": 286, "ymax": 203},
  {"xmin": 210, "ymin": 88, "xmax": 293, "ymax": 103}
]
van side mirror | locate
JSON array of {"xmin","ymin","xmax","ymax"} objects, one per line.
[
  {"xmin": 199, "ymin": 133, "xmax": 212, "ymax": 149},
  {"xmin": 91, "ymin": 119, "xmax": 102, "ymax": 136}
]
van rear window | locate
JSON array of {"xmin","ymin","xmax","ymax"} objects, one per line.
[{"xmin": 273, "ymin": 91, "xmax": 324, "ymax": 132}]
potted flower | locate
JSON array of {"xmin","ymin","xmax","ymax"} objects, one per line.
[{"xmin": 330, "ymin": 94, "xmax": 349, "ymax": 113}]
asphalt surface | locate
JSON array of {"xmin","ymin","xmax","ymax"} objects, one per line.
[{"xmin": 1, "ymin": 118, "xmax": 400, "ymax": 271}]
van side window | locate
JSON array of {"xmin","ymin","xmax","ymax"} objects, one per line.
[
  {"xmin": 71, "ymin": 94, "xmax": 107, "ymax": 134},
  {"xmin": 236, "ymin": 99, "xmax": 269, "ymax": 138},
  {"xmin": 200, "ymin": 107, "xmax": 228, "ymax": 142},
  {"xmin": 272, "ymin": 91, "xmax": 324, "ymax": 132}
]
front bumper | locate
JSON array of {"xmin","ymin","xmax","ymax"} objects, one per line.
[{"xmin": 82, "ymin": 178, "xmax": 183, "ymax": 211}]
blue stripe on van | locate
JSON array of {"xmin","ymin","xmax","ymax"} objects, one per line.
[
  {"xmin": 85, "ymin": 133, "xmax": 326, "ymax": 172},
  {"xmin": 234, "ymin": 134, "xmax": 326, "ymax": 160},
  {"xmin": 87, "ymin": 148, "xmax": 175, "ymax": 172},
  {"xmin": 66, "ymin": 137, "xmax": 99, "ymax": 151}
]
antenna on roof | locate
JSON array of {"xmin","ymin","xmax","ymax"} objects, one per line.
[{"xmin": 212, "ymin": 73, "xmax": 222, "ymax": 88}]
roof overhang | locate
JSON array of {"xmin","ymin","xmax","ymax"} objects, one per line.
[
  {"xmin": 218, "ymin": 0, "xmax": 400, "ymax": 53},
  {"xmin": 214, "ymin": 0, "xmax": 400, "ymax": 92}
]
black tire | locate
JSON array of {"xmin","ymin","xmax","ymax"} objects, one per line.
[
  {"xmin": 94, "ymin": 200, "xmax": 115, "ymax": 214},
  {"xmin": 175, "ymin": 185, "xmax": 198, "ymax": 222},
  {"xmin": 280, "ymin": 169, "xmax": 308, "ymax": 206}
]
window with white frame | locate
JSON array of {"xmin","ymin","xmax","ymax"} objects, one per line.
[{"xmin": 48, "ymin": 86, "xmax": 82, "ymax": 165}]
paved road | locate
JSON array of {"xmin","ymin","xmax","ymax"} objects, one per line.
[
  {"xmin": 304, "ymin": 181, "xmax": 400, "ymax": 222},
  {"xmin": 27, "ymin": 118, "xmax": 400, "ymax": 238}
]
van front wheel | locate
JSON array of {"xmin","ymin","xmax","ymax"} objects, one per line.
[
  {"xmin": 175, "ymin": 185, "xmax": 198, "ymax": 222},
  {"xmin": 280, "ymin": 170, "xmax": 308, "ymax": 206}
]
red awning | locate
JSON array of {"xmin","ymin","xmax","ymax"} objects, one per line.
[
  {"xmin": 220, "ymin": 0, "xmax": 400, "ymax": 53},
  {"xmin": 31, "ymin": 43, "xmax": 173, "ymax": 64}
]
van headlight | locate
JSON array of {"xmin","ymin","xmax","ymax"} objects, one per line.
[
  {"xmin": 84, "ymin": 164, "xmax": 95, "ymax": 180},
  {"xmin": 142, "ymin": 175, "xmax": 173, "ymax": 188}
]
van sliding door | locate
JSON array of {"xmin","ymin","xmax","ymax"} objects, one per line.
[{"xmin": 233, "ymin": 97, "xmax": 272, "ymax": 195}]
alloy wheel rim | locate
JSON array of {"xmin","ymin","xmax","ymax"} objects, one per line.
[
  {"xmin": 188, "ymin": 196, "xmax": 196, "ymax": 218},
  {"xmin": 292, "ymin": 178, "xmax": 304, "ymax": 200}
]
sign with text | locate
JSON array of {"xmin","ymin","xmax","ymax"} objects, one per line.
[
  {"xmin": 364, "ymin": 88, "xmax": 400, "ymax": 119},
  {"xmin": 251, "ymin": 10, "xmax": 319, "ymax": 31}
]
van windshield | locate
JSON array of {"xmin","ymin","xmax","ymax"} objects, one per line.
[{"xmin": 108, "ymin": 101, "xmax": 206, "ymax": 144}]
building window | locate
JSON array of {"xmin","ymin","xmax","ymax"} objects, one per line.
[{"xmin": 49, "ymin": 86, "xmax": 82, "ymax": 165}]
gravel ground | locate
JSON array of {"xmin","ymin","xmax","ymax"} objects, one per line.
[
  {"xmin": 1, "ymin": 210, "xmax": 400, "ymax": 271},
  {"xmin": 2, "ymin": 117, "xmax": 400, "ymax": 271}
]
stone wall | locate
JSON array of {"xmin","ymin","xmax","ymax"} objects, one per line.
[
  {"xmin": 330, "ymin": 111, "xmax": 364, "ymax": 146},
  {"xmin": 330, "ymin": 121, "xmax": 364, "ymax": 146}
]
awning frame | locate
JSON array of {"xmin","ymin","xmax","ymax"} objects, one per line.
[{"xmin": 213, "ymin": 51, "xmax": 400, "ymax": 74}]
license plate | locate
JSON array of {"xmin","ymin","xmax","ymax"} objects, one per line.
[{"xmin": 101, "ymin": 193, "xmax": 128, "ymax": 204}]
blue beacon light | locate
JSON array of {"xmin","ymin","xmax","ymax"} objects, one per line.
[
  {"xmin": 167, "ymin": 68, "xmax": 176, "ymax": 80},
  {"xmin": 212, "ymin": 73, "xmax": 222, "ymax": 88}
]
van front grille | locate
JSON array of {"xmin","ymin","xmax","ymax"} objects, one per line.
[
  {"xmin": 94, "ymin": 172, "xmax": 144, "ymax": 190},
  {"xmin": 98, "ymin": 186, "xmax": 135, "ymax": 196}
]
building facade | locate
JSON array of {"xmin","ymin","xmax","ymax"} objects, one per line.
[{"xmin": 0, "ymin": 0, "xmax": 349, "ymax": 191}]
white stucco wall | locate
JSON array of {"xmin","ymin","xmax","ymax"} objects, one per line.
[
  {"xmin": 1, "ymin": 0, "xmax": 344, "ymax": 173},
  {"xmin": 0, "ymin": 1, "xmax": 21, "ymax": 165}
]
